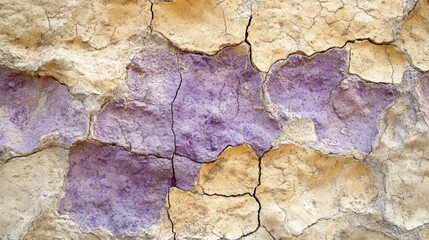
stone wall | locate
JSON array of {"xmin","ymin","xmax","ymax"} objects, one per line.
[{"xmin": 0, "ymin": 0, "xmax": 429, "ymax": 239}]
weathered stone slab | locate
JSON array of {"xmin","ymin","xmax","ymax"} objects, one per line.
[
  {"xmin": 59, "ymin": 142, "xmax": 173, "ymax": 236},
  {"xmin": 267, "ymin": 49, "xmax": 398, "ymax": 154},
  {"xmin": 0, "ymin": 66, "xmax": 88, "ymax": 157}
]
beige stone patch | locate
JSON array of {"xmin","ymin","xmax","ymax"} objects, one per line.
[
  {"xmin": 420, "ymin": 228, "xmax": 429, "ymax": 240},
  {"xmin": 384, "ymin": 131, "xmax": 429, "ymax": 230},
  {"xmin": 257, "ymin": 144, "xmax": 377, "ymax": 239},
  {"xmin": 283, "ymin": 117, "xmax": 318, "ymax": 143},
  {"xmin": 0, "ymin": 0, "xmax": 152, "ymax": 95},
  {"xmin": 284, "ymin": 216, "xmax": 349, "ymax": 240},
  {"xmin": 196, "ymin": 144, "xmax": 259, "ymax": 196},
  {"xmin": 343, "ymin": 227, "xmax": 393, "ymax": 240},
  {"xmin": 348, "ymin": 41, "xmax": 407, "ymax": 84},
  {"xmin": 153, "ymin": 0, "xmax": 249, "ymax": 54},
  {"xmin": 241, "ymin": 227, "xmax": 274, "ymax": 240},
  {"xmin": 0, "ymin": 148, "xmax": 68, "ymax": 240},
  {"xmin": 248, "ymin": 0, "xmax": 405, "ymax": 71},
  {"xmin": 400, "ymin": 0, "xmax": 429, "ymax": 71},
  {"xmin": 169, "ymin": 188, "xmax": 259, "ymax": 239}
]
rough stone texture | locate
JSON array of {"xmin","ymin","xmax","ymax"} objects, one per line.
[
  {"xmin": 267, "ymin": 49, "xmax": 399, "ymax": 154},
  {"xmin": 153, "ymin": 0, "xmax": 249, "ymax": 54},
  {"xmin": 173, "ymin": 155, "xmax": 201, "ymax": 191},
  {"xmin": 248, "ymin": 0, "xmax": 405, "ymax": 71},
  {"xmin": 257, "ymin": 144, "xmax": 377, "ymax": 239},
  {"xmin": 420, "ymin": 228, "xmax": 429, "ymax": 240},
  {"xmin": 416, "ymin": 73, "xmax": 429, "ymax": 124},
  {"xmin": 241, "ymin": 227, "xmax": 274, "ymax": 240},
  {"xmin": 0, "ymin": 66, "xmax": 88, "ymax": 158},
  {"xmin": 0, "ymin": 0, "xmax": 152, "ymax": 94},
  {"xmin": 196, "ymin": 144, "xmax": 259, "ymax": 195},
  {"xmin": 169, "ymin": 188, "xmax": 259, "ymax": 239},
  {"xmin": 348, "ymin": 41, "xmax": 408, "ymax": 84},
  {"xmin": 384, "ymin": 131, "xmax": 429, "ymax": 230},
  {"xmin": 0, "ymin": 148, "xmax": 68, "ymax": 240},
  {"xmin": 343, "ymin": 227, "xmax": 394, "ymax": 240},
  {"xmin": 400, "ymin": 0, "xmax": 429, "ymax": 71},
  {"xmin": 59, "ymin": 142, "xmax": 173, "ymax": 236},
  {"xmin": 175, "ymin": 45, "xmax": 280, "ymax": 162}
]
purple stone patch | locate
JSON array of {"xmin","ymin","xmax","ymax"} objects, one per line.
[
  {"xmin": 59, "ymin": 142, "xmax": 173, "ymax": 236},
  {"xmin": 267, "ymin": 49, "xmax": 399, "ymax": 153},
  {"xmin": 174, "ymin": 46, "xmax": 280, "ymax": 162},
  {"xmin": 0, "ymin": 66, "xmax": 88, "ymax": 156},
  {"xmin": 92, "ymin": 50, "xmax": 180, "ymax": 158},
  {"xmin": 173, "ymin": 155, "xmax": 201, "ymax": 191}
]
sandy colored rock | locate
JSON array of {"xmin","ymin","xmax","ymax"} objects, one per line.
[
  {"xmin": 196, "ymin": 145, "xmax": 259, "ymax": 195},
  {"xmin": 348, "ymin": 41, "xmax": 407, "ymax": 84},
  {"xmin": 241, "ymin": 227, "xmax": 274, "ymax": 240},
  {"xmin": 153, "ymin": 0, "xmax": 249, "ymax": 54},
  {"xmin": 0, "ymin": 148, "xmax": 68, "ymax": 240},
  {"xmin": 0, "ymin": 0, "xmax": 152, "ymax": 94},
  {"xmin": 257, "ymin": 144, "xmax": 377, "ymax": 239},
  {"xmin": 169, "ymin": 188, "xmax": 259, "ymax": 239},
  {"xmin": 342, "ymin": 227, "xmax": 394, "ymax": 240},
  {"xmin": 420, "ymin": 228, "xmax": 429, "ymax": 240},
  {"xmin": 284, "ymin": 216, "xmax": 349, "ymax": 240},
  {"xmin": 248, "ymin": 0, "xmax": 405, "ymax": 71},
  {"xmin": 400, "ymin": 0, "xmax": 429, "ymax": 71},
  {"xmin": 384, "ymin": 131, "xmax": 429, "ymax": 230}
]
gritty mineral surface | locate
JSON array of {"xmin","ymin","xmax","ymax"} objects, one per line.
[{"xmin": 0, "ymin": 0, "xmax": 428, "ymax": 239}]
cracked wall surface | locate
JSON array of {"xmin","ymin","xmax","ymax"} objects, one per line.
[{"xmin": 1, "ymin": 0, "xmax": 429, "ymax": 239}]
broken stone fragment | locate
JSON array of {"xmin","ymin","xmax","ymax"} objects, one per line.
[
  {"xmin": 0, "ymin": 66, "xmax": 88, "ymax": 158},
  {"xmin": 169, "ymin": 188, "xmax": 259, "ymax": 239},
  {"xmin": 257, "ymin": 144, "xmax": 377, "ymax": 239},
  {"xmin": 384, "ymin": 131, "xmax": 429, "ymax": 230},
  {"xmin": 348, "ymin": 41, "xmax": 407, "ymax": 84},
  {"xmin": 196, "ymin": 144, "xmax": 259, "ymax": 196},
  {"xmin": 248, "ymin": 0, "xmax": 405, "ymax": 71},
  {"xmin": 416, "ymin": 73, "xmax": 429, "ymax": 124},
  {"xmin": 267, "ymin": 49, "xmax": 399, "ymax": 154},
  {"xmin": 174, "ymin": 45, "xmax": 280, "ymax": 162},
  {"xmin": 153, "ymin": 0, "xmax": 249, "ymax": 54},
  {"xmin": 400, "ymin": 0, "xmax": 429, "ymax": 71},
  {"xmin": 0, "ymin": 148, "xmax": 68, "ymax": 240},
  {"xmin": 59, "ymin": 142, "xmax": 173, "ymax": 236}
]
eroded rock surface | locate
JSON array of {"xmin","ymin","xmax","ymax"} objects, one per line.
[
  {"xmin": 348, "ymin": 41, "xmax": 407, "ymax": 84},
  {"xmin": 267, "ymin": 49, "xmax": 398, "ymax": 154},
  {"xmin": 169, "ymin": 188, "xmax": 259, "ymax": 239},
  {"xmin": 0, "ymin": 66, "xmax": 88, "ymax": 158},
  {"xmin": 257, "ymin": 144, "xmax": 377, "ymax": 238},
  {"xmin": 400, "ymin": 0, "xmax": 429, "ymax": 71},
  {"xmin": 196, "ymin": 144, "xmax": 259, "ymax": 195},
  {"xmin": 174, "ymin": 45, "xmax": 280, "ymax": 162},
  {"xmin": 384, "ymin": 131, "xmax": 429, "ymax": 230},
  {"xmin": 59, "ymin": 142, "xmax": 173, "ymax": 236},
  {"xmin": 153, "ymin": 0, "xmax": 249, "ymax": 54},
  {"xmin": 0, "ymin": 148, "xmax": 68, "ymax": 240},
  {"xmin": 416, "ymin": 73, "xmax": 429, "ymax": 124},
  {"xmin": 248, "ymin": 0, "xmax": 405, "ymax": 71},
  {"xmin": 0, "ymin": 0, "xmax": 152, "ymax": 94}
]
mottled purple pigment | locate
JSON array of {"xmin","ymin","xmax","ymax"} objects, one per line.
[
  {"xmin": 417, "ymin": 73, "xmax": 429, "ymax": 123},
  {"xmin": 59, "ymin": 142, "xmax": 172, "ymax": 236},
  {"xmin": 0, "ymin": 66, "xmax": 88, "ymax": 156},
  {"xmin": 174, "ymin": 46, "xmax": 280, "ymax": 162},
  {"xmin": 92, "ymin": 50, "xmax": 179, "ymax": 158},
  {"xmin": 173, "ymin": 155, "xmax": 201, "ymax": 191},
  {"xmin": 267, "ymin": 49, "xmax": 399, "ymax": 153}
]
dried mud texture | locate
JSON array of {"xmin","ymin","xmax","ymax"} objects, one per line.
[
  {"xmin": 400, "ymin": 0, "xmax": 429, "ymax": 71},
  {"xmin": 0, "ymin": 66, "xmax": 88, "ymax": 159},
  {"xmin": 267, "ymin": 49, "xmax": 398, "ymax": 154},
  {"xmin": 348, "ymin": 41, "xmax": 408, "ymax": 84},
  {"xmin": 169, "ymin": 188, "xmax": 259, "ymax": 239},
  {"xmin": 257, "ymin": 144, "xmax": 378, "ymax": 239},
  {"xmin": 153, "ymin": 0, "xmax": 249, "ymax": 54},
  {"xmin": 0, "ymin": 148, "xmax": 68, "ymax": 240},
  {"xmin": 0, "ymin": 0, "xmax": 152, "ymax": 94},
  {"xmin": 248, "ymin": 0, "xmax": 405, "ymax": 71}
]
